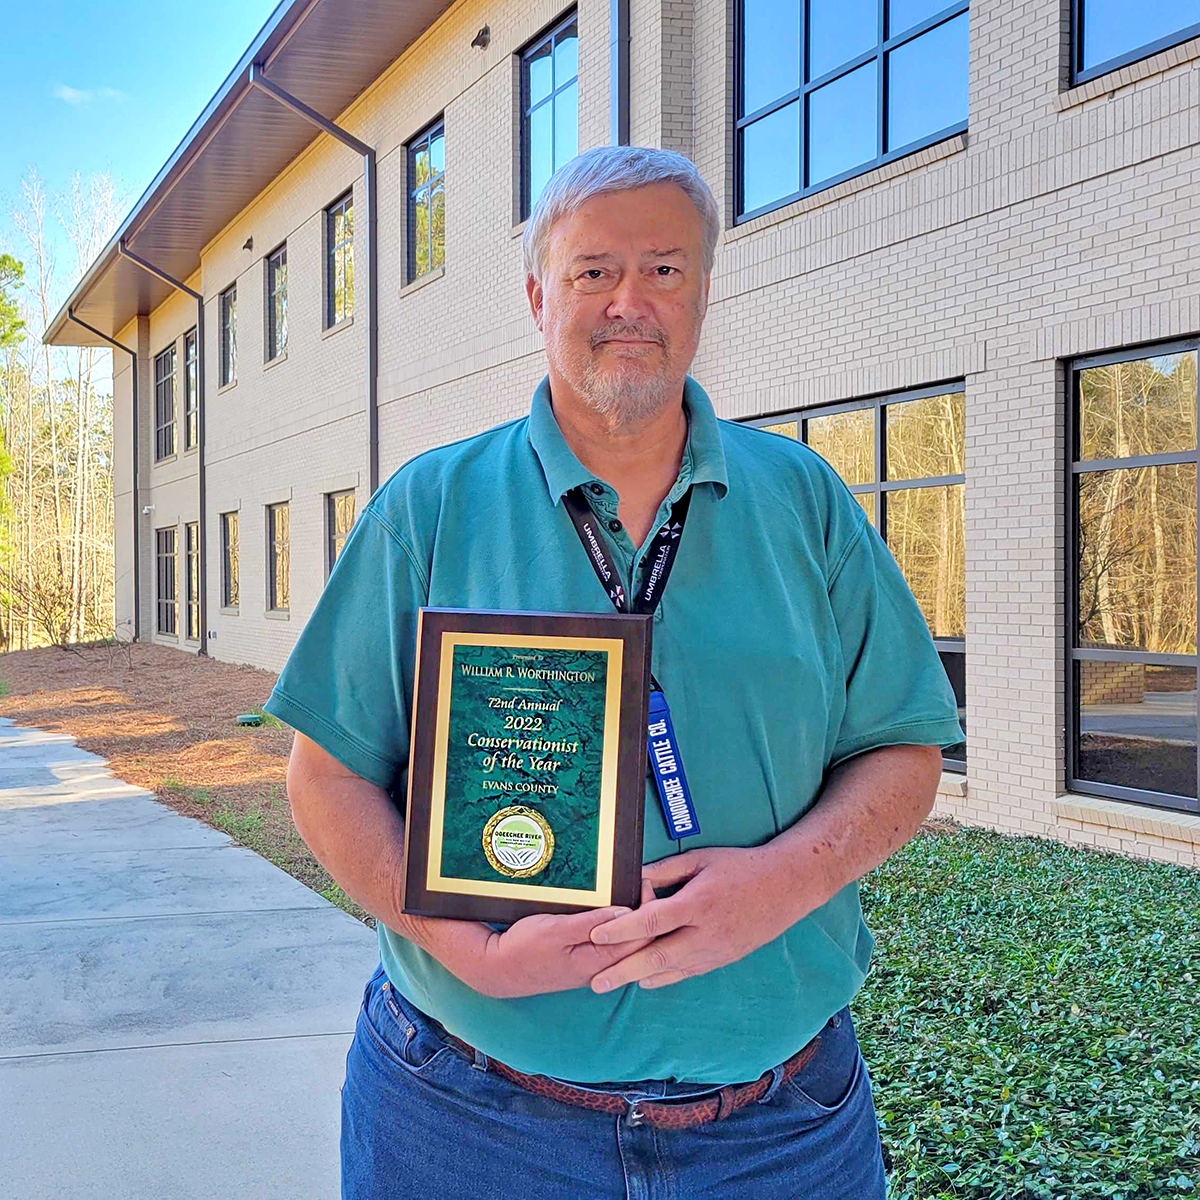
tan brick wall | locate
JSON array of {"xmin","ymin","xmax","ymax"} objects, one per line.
[{"xmin": 108, "ymin": 0, "xmax": 1200, "ymax": 866}]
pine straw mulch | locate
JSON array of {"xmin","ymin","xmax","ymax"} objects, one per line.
[{"xmin": 0, "ymin": 642, "xmax": 371, "ymax": 924}]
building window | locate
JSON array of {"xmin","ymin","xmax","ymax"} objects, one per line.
[
  {"xmin": 266, "ymin": 243, "xmax": 288, "ymax": 361},
  {"xmin": 326, "ymin": 192, "xmax": 354, "ymax": 327},
  {"xmin": 154, "ymin": 344, "xmax": 176, "ymax": 460},
  {"xmin": 750, "ymin": 383, "xmax": 967, "ymax": 771},
  {"xmin": 327, "ymin": 490, "xmax": 356, "ymax": 577},
  {"xmin": 520, "ymin": 12, "xmax": 578, "ymax": 221},
  {"xmin": 267, "ymin": 502, "xmax": 290, "ymax": 612},
  {"xmin": 156, "ymin": 527, "xmax": 177, "ymax": 635},
  {"xmin": 185, "ymin": 521, "xmax": 200, "ymax": 641},
  {"xmin": 220, "ymin": 284, "xmax": 237, "ymax": 387},
  {"xmin": 183, "ymin": 328, "xmax": 198, "ymax": 450},
  {"xmin": 1068, "ymin": 343, "xmax": 1199, "ymax": 815},
  {"xmin": 221, "ymin": 511, "xmax": 240, "ymax": 609},
  {"xmin": 407, "ymin": 120, "xmax": 445, "ymax": 284},
  {"xmin": 1073, "ymin": 2, "xmax": 1200, "ymax": 85},
  {"xmin": 735, "ymin": 0, "xmax": 969, "ymax": 223}
]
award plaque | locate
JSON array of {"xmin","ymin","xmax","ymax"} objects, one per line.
[{"xmin": 400, "ymin": 608, "xmax": 652, "ymax": 923}]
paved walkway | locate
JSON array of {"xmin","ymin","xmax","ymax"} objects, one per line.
[{"xmin": 0, "ymin": 717, "xmax": 378, "ymax": 1199}]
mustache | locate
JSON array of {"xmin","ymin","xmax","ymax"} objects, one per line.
[{"xmin": 590, "ymin": 325, "xmax": 667, "ymax": 349}]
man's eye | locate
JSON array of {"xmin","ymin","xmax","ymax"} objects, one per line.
[
  {"xmin": 582, "ymin": 270, "xmax": 604, "ymax": 279},
  {"xmin": 656, "ymin": 266, "xmax": 677, "ymax": 275}
]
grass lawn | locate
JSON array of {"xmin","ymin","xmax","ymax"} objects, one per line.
[
  {"xmin": 858, "ymin": 827, "xmax": 1200, "ymax": 1199},
  {"xmin": 1, "ymin": 645, "xmax": 1197, "ymax": 1196}
]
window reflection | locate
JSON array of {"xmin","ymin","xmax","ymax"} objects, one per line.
[
  {"xmin": 808, "ymin": 408, "xmax": 874, "ymax": 485},
  {"xmin": 1077, "ymin": 662, "xmax": 1197, "ymax": 799},
  {"xmin": 886, "ymin": 484, "xmax": 966, "ymax": 638},
  {"xmin": 1080, "ymin": 0, "xmax": 1200, "ymax": 74}
]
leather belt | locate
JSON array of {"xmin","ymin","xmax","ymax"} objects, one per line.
[{"xmin": 444, "ymin": 1030, "xmax": 822, "ymax": 1130}]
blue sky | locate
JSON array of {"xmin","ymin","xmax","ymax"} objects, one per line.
[{"xmin": 1, "ymin": 0, "xmax": 280, "ymax": 320}]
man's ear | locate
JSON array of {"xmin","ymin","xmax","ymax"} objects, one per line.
[{"xmin": 526, "ymin": 273, "xmax": 544, "ymax": 331}]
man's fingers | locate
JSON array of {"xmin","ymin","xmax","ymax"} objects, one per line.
[
  {"xmin": 589, "ymin": 894, "xmax": 688, "ymax": 945},
  {"xmin": 637, "ymin": 970, "xmax": 686, "ymax": 989},
  {"xmin": 641, "ymin": 851, "xmax": 706, "ymax": 889},
  {"xmin": 514, "ymin": 905, "xmax": 632, "ymax": 946},
  {"xmin": 590, "ymin": 932, "xmax": 688, "ymax": 993},
  {"xmin": 639, "ymin": 877, "xmax": 656, "ymax": 906}
]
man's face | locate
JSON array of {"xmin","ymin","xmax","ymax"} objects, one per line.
[{"xmin": 527, "ymin": 182, "xmax": 710, "ymax": 427}]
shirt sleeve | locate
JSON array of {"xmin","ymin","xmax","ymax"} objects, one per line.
[
  {"xmin": 826, "ymin": 513, "xmax": 965, "ymax": 771},
  {"xmin": 262, "ymin": 506, "xmax": 427, "ymax": 790}
]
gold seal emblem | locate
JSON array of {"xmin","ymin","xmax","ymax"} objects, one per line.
[{"xmin": 482, "ymin": 806, "xmax": 555, "ymax": 878}]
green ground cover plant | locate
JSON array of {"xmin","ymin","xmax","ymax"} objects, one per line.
[{"xmin": 857, "ymin": 828, "xmax": 1200, "ymax": 1200}]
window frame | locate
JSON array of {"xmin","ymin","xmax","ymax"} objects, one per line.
[
  {"xmin": 184, "ymin": 521, "xmax": 200, "ymax": 642},
  {"xmin": 746, "ymin": 379, "xmax": 968, "ymax": 774},
  {"xmin": 267, "ymin": 502, "xmax": 290, "ymax": 614},
  {"xmin": 155, "ymin": 526, "xmax": 178, "ymax": 636},
  {"xmin": 733, "ymin": 0, "xmax": 970, "ymax": 225},
  {"xmin": 221, "ymin": 511, "xmax": 240, "ymax": 610},
  {"xmin": 326, "ymin": 191, "xmax": 355, "ymax": 328},
  {"xmin": 406, "ymin": 118, "xmax": 446, "ymax": 285},
  {"xmin": 1071, "ymin": 0, "xmax": 1200, "ymax": 86},
  {"xmin": 519, "ymin": 10, "xmax": 580, "ymax": 223},
  {"xmin": 265, "ymin": 242, "xmax": 288, "ymax": 362},
  {"xmin": 325, "ymin": 489, "xmax": 356, "ymax": 580},
  {"xmin": 183, "ymin": 328, "xmax": 197, "ymax": 451},
  {"xmin": 219, "ymin": 283, "xmax": 237, "ymax": 388},
  {"xmin": 1065, "ymin": 338, "xmax": 1200, "ymax": 815},
  {"xmin": 153, "ymin": 343, "xmax": 176, "ymax": 461}
]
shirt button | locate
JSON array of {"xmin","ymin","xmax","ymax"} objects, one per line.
[
  {"xmin": 590, "ymin": 483, "xmax": 604, "ymax": 495},
  {"xmin": 608, "ymin": 519, "xmax": 622, "ymax": 533}
]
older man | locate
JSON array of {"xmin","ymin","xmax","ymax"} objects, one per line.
[{"xmin": 263, "ymin": 145, "xmax": 964, "ymax": 1199}]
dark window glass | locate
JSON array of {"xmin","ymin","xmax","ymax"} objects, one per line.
[
  {"xmin": 736, "ymin": 0, "xmax": 968, "ymax": 220},
  {"xmin": 268, "ymin": 503, "xmax": 290, "ymax": 612},
  {"xmin": 521, "ymin": 13, "xmax": 579, "ymax": 220},
  {"xmin": 266, "ymin": 244, "xmax": 288, "ymax": 360},
  {"xmin": 154, "ymin": 345, "xmax": 176, "ymax": 460},
  {"xmin": 746, "ymin": 385, "xmax": 967, "ymax": 770},
  {"xmin": 1070, "ymin": 344, "xmax": 1200, "ymax": 813},
  {"xmin": 327, "ymin": 193, "xmax": 354, "ymax": 327},
  {"xmin": 408, "ymin": 121, "xmax": 446, "ymax": 283},
  {"xmin": 220, "ymin": 285, "xmax": 237, "ymax": 387},
  {"xmin": 1077, "ymin": 663, "xmax": 1197, "ymax": 798},
  {"xmin": 185, "ymin": 522, "xmax": 200, "ymax": 641},
  {"xmin": 327, "ymin": 490, "xmax": 356, "ymax": 576},
  {"xmin": 221, "ymin": 512, "xmax": 239, "ymax": 609},
  {"xmin": 183, "ymin": 329, "xmax": 197, "ymax": 450},
  {"xmin": 1078, "ymin": 1, "xmax": 1200, "ymax": 80},
  {"xmin": 156, "ymin": 527, "xmax": 177, "ymax": 635},
  {"xmin": 887, "ymin": 12, "xmax": 969, "ymax": 152}
]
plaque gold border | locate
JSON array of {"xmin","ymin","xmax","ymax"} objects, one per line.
[{"xmin": 423, "ymin": 631, "xmax": 624, "ymax": 905}]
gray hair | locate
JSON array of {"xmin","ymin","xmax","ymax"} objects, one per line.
[{"xmin": 521, "ymin": 145, "xmax": 721, "ymax": 284}]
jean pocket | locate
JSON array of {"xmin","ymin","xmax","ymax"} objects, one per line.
[
  {"xmin": 359, "ymin": 973, "xmax": 453, "ymax": 1075},
  {"xmin": 784, "ymin": 1013, "xmax": 865, "ymax": 1117}
]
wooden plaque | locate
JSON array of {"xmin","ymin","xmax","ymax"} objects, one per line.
[{"xmin": 400, "ymin": 608, "xmax": 651, "ymax": 923}]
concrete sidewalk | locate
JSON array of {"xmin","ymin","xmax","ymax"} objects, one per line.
[{"xmin": 0, "ymin": 717, "xmax": 378, "ymax": 1199}]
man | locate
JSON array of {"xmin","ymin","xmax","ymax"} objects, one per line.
[{"xmin": 263, "ymin": 144, "xmax": 965, "ymax": 1198}]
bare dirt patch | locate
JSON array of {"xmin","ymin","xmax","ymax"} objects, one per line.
[{"xmin": 0, "ymin": 642, "xmax": 372, "ymax": 925}]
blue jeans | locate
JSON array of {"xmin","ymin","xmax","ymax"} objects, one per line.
[{"xmin": 341, "ymin": 963, "xmax": 887, "ymax": 1199}]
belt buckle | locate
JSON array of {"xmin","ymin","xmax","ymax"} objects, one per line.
[{"xmin": 627, "ymin": 1102, "xmax": 647, "ymax": 1126}]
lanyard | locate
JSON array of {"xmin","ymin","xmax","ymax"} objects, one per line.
[{"xmin": 561, "ymin": 485, "xmax": 700, "ymax": 839}]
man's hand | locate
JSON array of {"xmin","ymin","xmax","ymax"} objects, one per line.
[
  {"xmin": 442, "ymin": 880, "xmax": 656, "ymax": 999},
  {"xmin": 585, "ymin": 845, "xmax": 816, "ymax": 993}
]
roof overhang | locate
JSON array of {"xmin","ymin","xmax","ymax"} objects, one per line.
[{"xmin": 47, "ymin": 0, "xmax": 454, "ymax": 348}]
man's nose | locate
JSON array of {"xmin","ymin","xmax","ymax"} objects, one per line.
[{"xmin": 604, "ymin": 272, "xmax": 655, "ymax": 323}]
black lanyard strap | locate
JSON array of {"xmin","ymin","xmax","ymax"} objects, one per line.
[{"xmin": 562, "ymin": 487, "xmax": 692, "ymax": 617}]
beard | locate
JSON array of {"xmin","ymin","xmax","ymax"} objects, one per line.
[{"xmin": 565, "ymin": 303, "xmax": 704, "ymax": 427}]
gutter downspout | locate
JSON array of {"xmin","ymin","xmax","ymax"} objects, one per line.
[
  {"xmin": 116, "ymin": 240, "xmax": 208, "ymax": 656},
  {"xmin": 610, "ymin": 0, "xmax": 630, "ymax": 145},
  {"xmin": 248, "ymin": 61, "xmax": 379, "ymax": 495},
  {"xmin": 67, "ymin": 309, "xmax": 140, "ymax": 644}
]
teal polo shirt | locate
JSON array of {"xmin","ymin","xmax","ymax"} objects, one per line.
[{"xmin": 263, "ymin": 372, "xmax": 965, "ymax": 1085}]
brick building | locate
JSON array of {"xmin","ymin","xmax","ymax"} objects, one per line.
[{"xmin": 46, "ymin": 0, "xmax": 1200, "ymax": 866}]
